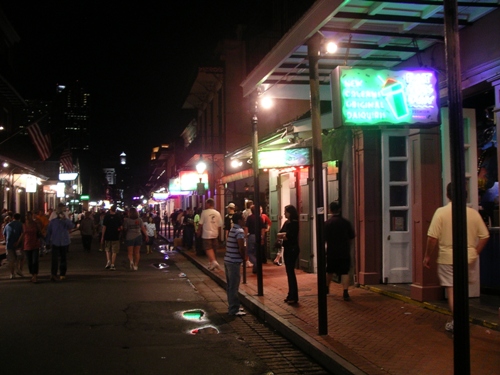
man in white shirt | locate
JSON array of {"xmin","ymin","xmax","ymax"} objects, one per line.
[
  {"xmin": 197, "ymin": 198, "xmax": 223, "ymax": 271},
  {"xmin": 423, "ymin": 183, "xmax": 489, "ymax": 333}
]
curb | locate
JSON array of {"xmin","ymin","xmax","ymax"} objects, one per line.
[{"xmin": 177, "ymin": 247, "xmax": 366, "ymax": 375}]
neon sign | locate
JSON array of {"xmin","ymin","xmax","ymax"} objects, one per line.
[
  {"xmin": 258, "ymin": 148, "xmax": 311, "ymax": 169},
  {"xmin": 332, "ymin": 67, "xmax": 440, "ymax": 127}
]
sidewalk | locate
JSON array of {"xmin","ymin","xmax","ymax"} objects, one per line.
[{"xmin": 173, "ymin": 240, "xmax": 500, "ymax": 375}]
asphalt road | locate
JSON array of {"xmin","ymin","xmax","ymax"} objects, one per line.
[{"xmin": 0, "ymin": 233, "xmax": 329, "ymax": 375}]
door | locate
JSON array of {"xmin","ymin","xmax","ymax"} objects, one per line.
[
  {"xmin": 269, "ymin": 170, "xmax": 280, "ymax": 257},
  {"xmin": 441, "ymin": 108, "xmax": 480, "ymax": 297},
  {"xmin": 382, "ymin": 131, "xmax": 412, "ymax": 283},
  {"xmin": 298, "ymin": 167, "xmax": 312, "ymax": 272}
]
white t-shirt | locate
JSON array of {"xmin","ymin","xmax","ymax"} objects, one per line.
[
  {"xmin": 198, "ymin": 208, "xmax": 223, "ymax": 239},
  {"xmin": 427, "ymin": 202, "xmax": 489, "ymax": 264}
]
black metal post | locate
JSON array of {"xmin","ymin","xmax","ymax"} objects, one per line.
[
  {"xmin": 443, "ymin": 0, "xmax": 470, "ymax": 373},
  {"xmin": 308, "ymin": 35, "xmax": 327, "ymax": 335},
  {"xmin": 252, "ymin": 94, "xmax": 264, "ymax": 296}
]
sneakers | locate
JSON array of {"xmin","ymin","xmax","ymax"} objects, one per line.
[
  {"xmin": 445, "ymin": 320, "xmax": 454, "ymax": 333},
  {"xmin": 16, "ymin": 270, "xmax": 24, "ymax": 277},
  {"xmin": 133, "ymin": 265, "xmax": 138, "ymax": 271},
  {"xmin": 110, "ymin": 264, "xmax": 116, "ymax": 271},
  {"xmin": 130, "ymin": 262, "xmax": 134, "ymax": 270},
  {"xmin": 10, "ymin": 273, "xmax": 15, "ymax": 279},
  {"xmin": 246, "ymin": 260, "xmax": 253, "ymax": 268},
  {"xmin": 105, "ymin": 261, "xmax": 111, "ymax": 269},
  {"xmin": 234, "ymin": 311, "xmax": 246, "ymax": 316}
]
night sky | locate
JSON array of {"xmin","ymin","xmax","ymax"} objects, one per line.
[{"xmin": 2, "ymin": 1, "xmax": 270, "ymax": 170}]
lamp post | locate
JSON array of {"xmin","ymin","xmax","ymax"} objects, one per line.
[
  {"xmin": 251, "ymin": 93, "xmax": 264, "ymax": 296},
  {"xmin": 196, "ymin": 155, "xmax": 207, "ymax": 206}
]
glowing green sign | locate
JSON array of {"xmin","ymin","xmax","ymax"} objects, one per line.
[
  {"xmin": 332, "ymin": 67, "xmax": 440, "ymax": 127},
  {"xmin": 258, "ymin": 147, "xmax": 311, "ymax": 169}
]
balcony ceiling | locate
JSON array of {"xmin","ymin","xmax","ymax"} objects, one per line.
[{"xmin": 241, "ymin": 0, "xmax": 499, "ymax": 99}]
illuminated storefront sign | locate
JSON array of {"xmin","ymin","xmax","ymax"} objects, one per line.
[
  {"xmin": 179, "ymin": 171, "xmax": 209, "ymax": 191},
  {"xmin": 332, "ymin": 67, "xmax": 440, "ymax": 127},
  {"xmin": 258, "ymin": 148, "xmax": 311, "ymax": 169},
  {"xmin": 152, "ymin": 192, "xmax": 169, "ymax": 200}
]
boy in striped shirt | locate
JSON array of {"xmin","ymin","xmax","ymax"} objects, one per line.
[{"xmin": 224, "ymin": 212, "xmax": 246, "ymax": 316}]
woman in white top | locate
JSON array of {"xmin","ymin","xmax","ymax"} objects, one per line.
[{"xmin": 145, "ymin": 216, "xmax": 157, "ymax": 254}]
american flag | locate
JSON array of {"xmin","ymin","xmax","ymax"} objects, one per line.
[
  {"xmin": 27, "ymin": 122, "xmax": 51, "ymax": 161},
  {"xmin": 60, "ymin": 148, "xmax": 73, "ymax": 173}
]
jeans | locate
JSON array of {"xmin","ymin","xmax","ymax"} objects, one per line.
[
  {"xmin": 247, "ymin": 234, "xmax": 257, "ymax": 272},
  {"xmin": 284, "ymin": 246, "xmax": 299, "ymax": 301},
  {"xmin": 225, "ymin": 261, "xmax": 242, "ymax": 315},
  {"xmin": 51, "ymin": 245, "xmax": 69, "ymax": 276},
  {"xmin": 25, "ymin": 249, "xmax": 39, "ymax": 275}
]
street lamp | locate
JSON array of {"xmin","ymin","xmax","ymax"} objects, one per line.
[
  {"xmin": 251, "ymin": 91, "xmax": 273, "ymax": 297},
  {"xmin": 196, "ymin": 155, "xmax": 207, "ymax": 203}
]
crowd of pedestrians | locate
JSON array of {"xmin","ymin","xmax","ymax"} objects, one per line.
[{"xmin": 0, "ymin": 205, "xmax": 165, "ymax": 281}]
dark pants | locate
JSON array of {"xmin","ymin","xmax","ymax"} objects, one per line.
[
  {"xmin": 82, "ymin": 234, "xmax": 92, "ymax": 252},
  {"xmin": 25, "ymin": 249, "xmax": 40, "ymax": 275},
  {"xmin": 51, "ymin": 245, "xmax": 69, "ymax": 276},
  {"xmin": 183, "ymin": 226, "xmax": 194, "ymax": 249},
  {"xmin": 195, "ymin": 236, "xmax": 204, "ymax": 256},
  {"xmin": 284, "ymin": 246, "xmax": 299, "ymax": 301}
]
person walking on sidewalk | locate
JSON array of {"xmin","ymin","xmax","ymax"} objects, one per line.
[
  {"xmin": 244, "ymin": 205, "xmax": 267, "ymax": 274},
  {"xmin": 35, "ymin": 209, "xmax": 49, "ymax": 256},
  {"xmin": 19, "ymin": 211, "xmax": 42, "ymax": 283},
  {"xmin": 182, "ymin": 207, "xmax": 195, "ymax": 250},
  {"xmin": 101, "ymin": 205, "xmax": 123, "ymax": 270},
  {"xmin": 324, "ymin": 202, "xmax": 355, "ymax": 301},
  {"xmin": 3, "ymin": 213, "xmax": 24, "ymax": 279},
  {"xmin": 123, "ymin": 207, "xmax": 148, "ymax": 271},
  {"xmin": 278, "ymin": 205, "xmax": 300, "ymax": 304},
  {"xmin": 197, "ymin": 198, "xmax": 223, "ymax": 271},
  {"xmin": 46, "ymin": 208, "xmax": 74, "ymax": 281},
  {"xmin": 79, "ymin": 211, "xmax": 95, "ymax": 252},
  {"xmin": 224, "ymin": 212, "xmax": 247, "ymax": 316},
  {"xmin": 144, "ymin": 215, "xmax": 157, "ymax": 254},
  {"xmin": 423, "ymin": 182, "xmax": 489, "ymax": 333}
]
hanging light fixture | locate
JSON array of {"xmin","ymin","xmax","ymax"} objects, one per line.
[{"xmin": 196, "ymin": 155, "xmax": 207, "ymax": 174}]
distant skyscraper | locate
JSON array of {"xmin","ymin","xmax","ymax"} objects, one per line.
[{"xmin": 54, "ymin": 81, "xmax": 91, "ymax": 153}]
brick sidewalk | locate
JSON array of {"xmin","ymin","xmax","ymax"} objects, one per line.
[{"xmin": 178, "ymin": 244, "xmax": 500, "ymax": 375}]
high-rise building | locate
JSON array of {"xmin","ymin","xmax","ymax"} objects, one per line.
[{"xmin": 55, "ymin": 81, "xmax": 91, "ymax": 152}]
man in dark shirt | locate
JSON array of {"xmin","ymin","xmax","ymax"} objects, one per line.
[
  {"xmin": 100, "ymin": 205, "xmax": 123, "ymax": 271},
  {"xmin": 244, "ymin": 205, "xmax": 267, "ymax": 274},
  {"xmin": 324, "ymin": 202, "xmax": 355, "ymax": 301},
  {"xmin": 224, "ymin": 203, "xmax": 236, "ymax": 243}
]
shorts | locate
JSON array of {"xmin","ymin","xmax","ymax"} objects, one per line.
[
  {"xmin": 104, "ymin": 240, "xmax": 120, "ymax": 254},
  {"xmin": 125, "ymin": 235, "xmax": 143, "ymax": 247},
  {"xmin": 326, "ymin": 256, "xmax": 350, "ymax": 275},
  {"xmin": 147, "ymin": 236, "xmax": 155, "ymax": 246},
  {"xmin": 6, "ymin": 248, "xmax": 25, "ymax": 263},
  {"xmin": 438, "ymin": 263, "xmax": 477, "ymax": 287},
  {"xmin": 202, "ymin": 238, "xmax": 218, "ymax": 252}
]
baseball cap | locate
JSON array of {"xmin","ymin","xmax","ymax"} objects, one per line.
[{"xmin": 226, "ymin": 203, "xmax": 236, "ymax": 209}]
